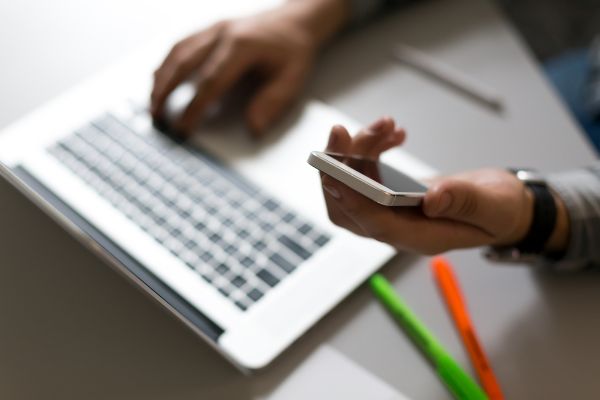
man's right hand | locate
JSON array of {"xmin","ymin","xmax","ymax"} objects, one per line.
[
  {"xmin": 150, "ymin": 0, "xmax": 349, "ymax": 137},
  {"xmin": 320, "ymin": 118, "xmax": 571, "ymax": 256}
]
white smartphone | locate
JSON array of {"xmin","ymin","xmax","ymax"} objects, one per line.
[{"xmin": 307, "ymin": 151, "xmax": 427, "ymax": 206}]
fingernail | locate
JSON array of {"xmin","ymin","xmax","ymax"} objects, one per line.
[
  {"xmin": 369, "ymin": 117, "xmax": 390, "ymax": 131},
  {"xmin": 394, "ymin": 129, "xmax": 405, "ymax": 140},
  {"xmin": 323, "ymin": 185, "xmax": 341, "ymax": 200},
  {"xmin": 386, "ymin": 132, "xmax": 402, "ymax": 144},
  {"xmin": 370, "ymin": 119, "xmax": 386, "ymax": 131},
  {"xmin": 436, "ymin": 192, "xmax": 452, "ymax": 214}
]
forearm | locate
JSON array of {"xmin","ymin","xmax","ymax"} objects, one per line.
[
  {"xmin": 282, "ymin": 0, "xmax": 416, "ymax": 48},
  {"xmin": 283, "ymin": 0, "xmax": 351, "ymax": 47}
]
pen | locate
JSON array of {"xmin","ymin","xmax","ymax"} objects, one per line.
[
  {"xmin": 392, "ymin": 44, "xmax": 503, "ymax": 112},
  {"xmin": 431, "ymin": 257, "xmax": 504, "ymax": 400},
  {"xmin": 369, "ymin": 273, "xmax": 488, "ymax": 400}
]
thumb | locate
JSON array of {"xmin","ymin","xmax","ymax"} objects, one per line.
[
  {"xmin": 423, "ymin": 179, "xmax": 489, "ymax": 227},
  {"xmin": 320, "ymin": 124, "xmax": 352, "ymax": 188}
]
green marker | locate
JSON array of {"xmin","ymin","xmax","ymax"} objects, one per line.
[{"xmin": 369, "ymin": 273, "xmax": 488, "ymax": 400}]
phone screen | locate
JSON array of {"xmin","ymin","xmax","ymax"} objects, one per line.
[{"xmin": 327, "ymin": 153, "xmax": 427, "ymax": 193}]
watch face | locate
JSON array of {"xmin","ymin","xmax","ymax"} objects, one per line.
[{"xmin": 514, "ymin": 170, "xmax": 546, "ymax": 185}]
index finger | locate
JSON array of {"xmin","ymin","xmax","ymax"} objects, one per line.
[
  {"xmin": 151, "ymin": 22, "xmax": 225, "ymax": 118},
  {"xmin": 350, "ymin": 118, "xmax": 406, "ymax": 159}
]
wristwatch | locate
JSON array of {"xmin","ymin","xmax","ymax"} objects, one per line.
[{"xmin": 485, "ymin": 168, "xmax": 558, "ymax": 263}]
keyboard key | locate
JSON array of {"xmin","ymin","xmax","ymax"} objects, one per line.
[
  {"xmin": 200, "ymin": 252, "xmax": 213, "ymax": 263},
  {"xmin": 278, "ymin": 235, "xmax": 312, "ymax": 260},
  {"xmin": 216, "ymin": 263, "xmax": 229, "ymax": 275},
  {"xmin": 298, "ymin": 223, "xmax": 312, "ymax": 235},
  {"xmin": 247, "ymin": 288, "xmax": 264, "ymax": 302},
  {"xmin": 153, "ymin": 215, "xmax": 166, "ymax": 225},
  {"xmin": 269, "ymin": 253, "xmax": 296, "ymax": 274},
  {"xmin": 207, "ymin": 205, "xmax": 217, "ymax": 215},
  {"xmin": 231, "ymin": 275, "xmax": 246, "ymax": 288},
  {"xmin": 314, "ymin": 234, "xmax": 330, "ymax": 247},
  {"xmin": 282, "ymin": 212, "xmax": 295, "ymax": 222},
  {"xmin": 260, "ymin": 221, "xmax": 274, "ymax": 232},
  {"xmin": 256, "ymin": 269, "xmax": 279, "ymax": 287},
  {"xmin": 235, "ymin": 300, "xmax": 248, "ymax": 311},
  {"xmin": 240, "ymin": 256, "xmax": 254, "ymax": 268},
  {"xmin": 170, "ymin": 227, "xmax": 182, "ymax": 237},
  {"xmin": 253, "ymin": 240, "xmax": 267, "ymax": 252},
  {"xmin": 194, "ymin": 221, "xmax": 206, "ymax": 230},
  {"xmin": 263, "ymin": 199, "xmax": 278, "ymax": 211}
]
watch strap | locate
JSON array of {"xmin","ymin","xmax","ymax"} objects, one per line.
[{"xmin": 514, "ymin": 183, "xmax": 557, "ymax": 254}]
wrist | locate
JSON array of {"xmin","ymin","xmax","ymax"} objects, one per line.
[
  {"xmin": 494, "ymin": 180, "xmax": 534, "ymax": 247},
  {"xmin": 282, "ymin": 0, "xmax": 350, "ymax": 48},
  {"xmin": 499, "ymin": 182, "xmax": 569, "ymax": 254},
  {"xmin": 486, "ymin": 170, "xmax": 571, "ymax": 262}
]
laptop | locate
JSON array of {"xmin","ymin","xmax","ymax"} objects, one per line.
[{"xmin": 0, "ymin": 38, "xmax": 432, "ymax": 371}]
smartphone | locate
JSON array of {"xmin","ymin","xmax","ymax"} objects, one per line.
[{"xmin": 307, "ymin": 151, "xmax": 427, "ymax": 206}]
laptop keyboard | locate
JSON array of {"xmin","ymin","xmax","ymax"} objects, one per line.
[{"xmin": 46, "ymin": 109, "xmax": 330, "ymax": 311}]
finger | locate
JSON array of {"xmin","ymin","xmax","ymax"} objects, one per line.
[
  {"xmin": 348, "ymin": 117, "xmax": 393, "ymax": 157},
  {"xmin": 422, "ymin": 179, "xmax": 497, "ymax": 233},
  {"xmin": 325, "ymin": 124, "xmax": 352, "ymax": 154},
  {"xmin": 245, "ymin": 63, "xmax": 309, "ymax": 136},
  {"xmin": 350, "ymin": 119, "xmax": 405, "ymax": 159},
  {"xmin": 151, "ymin": 23, "xmax": 225, "ymax": 117},
  {"xmin": 321, "ymin": 125, "xmax": 358, "ymax": 230},
  {"xmin": 321, "ymin": 174, "xmax": 365, "ymax": 236},
  {"xmin": 321, "ymin": 122, "xmax": 400, "ymax": 236},
  {"xmin": 329, "ymin": 181, "xmax": 492, "ymax": 254},
  {"xmin": 175, "ymin": 40, "xmax": 254, "ymax": 134},
  {"xmin": 368, "ymin": 127, "xmax": 405, "ymax": 157}
]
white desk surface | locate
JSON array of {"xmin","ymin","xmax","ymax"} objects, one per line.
[{"xmin": 0, "ymin": 0, "xmax": 598, "ymax": 399}]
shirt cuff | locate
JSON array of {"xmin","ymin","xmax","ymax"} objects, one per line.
[{"xmin": 543, "ymin": 167, "xmax": 600, "ymax": 270}]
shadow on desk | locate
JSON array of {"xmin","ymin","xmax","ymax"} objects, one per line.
[{"xmin": 492, "ymin": 268, "xmax": 600, "ymax": 399}]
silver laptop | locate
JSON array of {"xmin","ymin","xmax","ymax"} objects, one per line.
[{"xmin": 0, "ymin": 45, "xmax": 397, "ymax": 370}]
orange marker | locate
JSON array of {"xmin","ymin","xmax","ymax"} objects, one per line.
[{"xmin": 431, "ymin": 256, "xmax": 504, "ymax": 400}]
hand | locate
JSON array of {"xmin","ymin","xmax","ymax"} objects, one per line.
[
  {"xmin": 320, "ymin": 118, "xmax": 546, "ymax": 255},
  {"xmin": 150, "ymin": 0, "xmax": 348, "ymax": 137}
]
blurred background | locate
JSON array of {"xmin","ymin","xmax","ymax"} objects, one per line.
[
  {"xmin": 1, "ymin": 0, "xmax": 598, "ymax": 151},
  {"xmin": 497, "ymin": 0, "xmax": 600, "ymax": 153}
]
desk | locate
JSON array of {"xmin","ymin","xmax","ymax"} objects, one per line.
[{"xmin": 0, "ymin": 0, "xmax": 597, "ymax": 399}]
